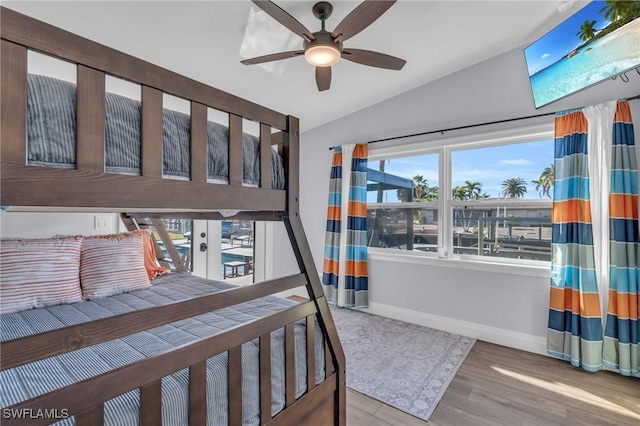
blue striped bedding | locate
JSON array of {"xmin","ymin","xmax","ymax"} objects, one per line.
[
  {"xmin": 0, "ymin": 274, "xmax": 324, "ymax": 425},
  {"xmin": 26, "ymin": 74, "xmax": 285, "ymax": 189}
]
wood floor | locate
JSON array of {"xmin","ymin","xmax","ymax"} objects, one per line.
[{"xmin": 346, "ymin": 340, "xmax": 640, "ymax": 426}]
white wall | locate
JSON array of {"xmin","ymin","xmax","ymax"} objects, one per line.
[
  {"xmin": 276, "ymin": 45, "xmax": 640, "ymax": 354},
  {"xmin": 0, "ymin": 212, "xmax": 120, "ymax": 238}
]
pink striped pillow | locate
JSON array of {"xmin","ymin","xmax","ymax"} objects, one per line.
[
  {"xmin": 80, "ymin": 231, "xmax": 151, "ymax": 300},
  {"xmin": 0, "ymin": 237, "xmax": 83, "ymax": 315}
]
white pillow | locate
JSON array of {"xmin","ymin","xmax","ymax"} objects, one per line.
[
  {"xmin": 80, "ymin": 232, "xmax": 151, "ymax": 300},
  {"xmin": 0, "ymin": 237, "xmax": 83, "ymax": 315}
]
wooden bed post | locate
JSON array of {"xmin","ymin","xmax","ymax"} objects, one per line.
[{"xmin": 281, "ymin": 116, "xmax": 346, "ymax": 426}]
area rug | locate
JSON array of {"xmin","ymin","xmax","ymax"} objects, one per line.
[{"xmin": 330, "ymin": 306, "xmax": 475, "ymax": 421}]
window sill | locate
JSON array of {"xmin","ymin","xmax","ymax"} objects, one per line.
[{"xmin": 368, "ymin": 248, "xmax": 551, "ymax": 278}]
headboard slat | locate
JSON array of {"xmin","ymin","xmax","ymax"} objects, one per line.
[
  {"xmin": 76, "ymin": 65, "xmax": 106, "ymax": 172},
  {"xmin": 141, "ymin": 86, "xmax": 163, "ymax": 178},
  {"xmin": 0, "ymin": 40, "xmax": 27, "ymax": 164},
  {"xmin": 229, "ymin": 114, "xmax": 243, "ymax": 187},
  {"xmin": 190, "ymin": 102, "xmax": 208, "ymax": 183},
  {"xmin": 260, "ymin": 124, "xmax": 273, "ymax": 189}
]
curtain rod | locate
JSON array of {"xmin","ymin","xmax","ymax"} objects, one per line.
[{"xmin": 328, "ymin": 94, "xmax": 640, "ymax": 150}]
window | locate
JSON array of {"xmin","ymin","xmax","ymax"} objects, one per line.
[
  {"xmin": 367, "ymin": 124, "xmax": 554, "ymax": 267},
  {"xmin": 367, "ymin": 153, "xmax": 439, "ymax": 252}
]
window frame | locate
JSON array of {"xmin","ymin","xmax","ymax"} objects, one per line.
[{"xmin": 367, "ymin": 122, "xmax": 554, "ymax": 277}]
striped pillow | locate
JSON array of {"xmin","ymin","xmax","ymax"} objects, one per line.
[
  {"xmin": 80, "ymin": 231, "xmax": 151, "ymax": 300},
  {"xmin": 0, "ymin": 237, "xmax": 83, "ymax": 315}
]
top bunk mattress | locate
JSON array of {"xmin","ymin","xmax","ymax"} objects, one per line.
[{"xmin": 26, "ymin": 74, "xmax": 285, "ymax": 189}]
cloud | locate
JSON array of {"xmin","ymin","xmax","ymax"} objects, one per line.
[
  {"xmin": 500, "ymin": 159, "xmax": 534, "ymax": 166},
  {"xmin": 541, "ymin": 53, "xmax": 550, "ymax": 59}
]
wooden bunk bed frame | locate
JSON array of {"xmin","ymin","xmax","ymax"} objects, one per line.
[{"xmin": 0, "ymin": 7, "xmax": 345, "ymax": 426}]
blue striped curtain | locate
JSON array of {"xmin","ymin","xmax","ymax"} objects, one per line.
[
  {"xmin": 603, "ymin": 101, "xmax": 639, "ymax": 377},
  {"xmin": 547, "ymin": 109, "xmax": 603, "ymax": 370},
  {"xmin": 322, "ymin": 148, "xmax": 342, "ymax": 298},
  {"xmin": 322, "ymin": 144, "xmax": 369, "ymax": 308},
  {"xmin": 548, "ymin": 100, "xmax": 639, "ymax": 377}
]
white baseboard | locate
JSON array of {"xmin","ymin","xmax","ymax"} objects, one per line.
[{"xmin": 367, "ymin": 302, "xmax": 548, "ymax": 355}]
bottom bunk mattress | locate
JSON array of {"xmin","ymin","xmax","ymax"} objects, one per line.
[{"xmin": 0, "ymin": 273, "xmax": 325, "ymax": 425}]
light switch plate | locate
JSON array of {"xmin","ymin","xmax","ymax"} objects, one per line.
[{"xmin": 94, "ymin": 215, "xmax": 114, "ymax": 231}]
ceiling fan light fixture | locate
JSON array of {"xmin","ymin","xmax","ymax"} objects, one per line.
[
  {"xmin": 244, "ymin": 0, "xmax": 405, "ymax": 90},
  {"xmin": 304, "ymin": 44, "xmax": 341, "ymax": 67}
]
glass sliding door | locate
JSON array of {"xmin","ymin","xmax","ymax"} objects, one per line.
[{"xmin": 192, "ymin": 220, "xmax": 265, "ymax": 285}]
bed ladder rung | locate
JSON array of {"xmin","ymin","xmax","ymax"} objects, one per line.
[
  {"xmin": 151, "ymin": 218, "xmax": 188, "ymax": 272},
  {"xmin": 121, "ymin": 215, "xmax": 176, "ymax": 270}
]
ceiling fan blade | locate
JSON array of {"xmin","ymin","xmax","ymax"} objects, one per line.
[
  {"xmin": 331, "ymin": 0, "xmax": 396, "ymax": 43},
  {"xmin": 252, "ymin": 0, "xmax": 315, "ymax": 42},
  {"xmin": 341, "ymin": 48, "xmax": 406, "ymax": 70},
  {"xmin": 316, "ymin": 67, "xmax": 331, "ymax": 91},
  {"xmin": 241, "ymin": 50, "xmax": 304, "ymax": 65}
]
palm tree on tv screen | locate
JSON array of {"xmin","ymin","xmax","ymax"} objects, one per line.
[
  {"xmin": 501, "ymin": 177, "xmax": 528, "ymax": 198},
  {"xmin": 600, "ymin": 0, "xmax": 632, "ymax": 23},
  {"xmin": 577, "ymin": 19, "xmax": 598, "ymax": 42}
]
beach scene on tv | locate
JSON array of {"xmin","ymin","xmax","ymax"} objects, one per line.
[{"xmin": 525, "ymin": 0, "xmax": 640, "ymax": 108}]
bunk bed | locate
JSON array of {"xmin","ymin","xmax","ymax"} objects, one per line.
[{"xmin": 0, "ymin": 6, "xmax": 346, "ymax": 426}]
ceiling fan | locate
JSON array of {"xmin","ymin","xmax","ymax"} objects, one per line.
[{"xmin": 241, "ymin": 0, "xmax": 406, "ymax": 91}]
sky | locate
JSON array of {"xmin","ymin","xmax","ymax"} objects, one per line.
[
  {"xmin": 367, "ymin": 139, "xmax": 554, "ymax": 203},
  {"xmin": 524, "ymin": 1, "xmax": 610, "ymax": 75}
]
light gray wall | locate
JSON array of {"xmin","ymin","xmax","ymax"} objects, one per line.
[
  {"xmin": 0, "ymin": 212, "xmax": 120, "ymax": 238},
  {"xmin": 274, "ymin": 45, "xmax": 640, "ymax": 351}
]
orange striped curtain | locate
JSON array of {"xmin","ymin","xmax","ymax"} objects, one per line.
[
  {"xmin": 602, "ymin": 101, "xmax": 638, "ymax": 377},
  {"xmin": 548, "ymin": 101, "xmax": 638, "ymax": 377},
  {"xmin": 321, "ymin": 144, "xmax": 369, "ymax": 308},
  {"xmin": 548, "ymin": 108, "xmax": 603, "ymax": 370}
]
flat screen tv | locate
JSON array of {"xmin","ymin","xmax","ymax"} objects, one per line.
[{"xmin": 524, "ymin": 0, "xmax": 640, "ymax": 109}]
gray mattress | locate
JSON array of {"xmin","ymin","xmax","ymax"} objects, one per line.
[
  {"xmin": 0, "ymin": 274, "xmax": 324, "ymax": 425},
  {"xmin": 26, "ymin": 74, "xmax": 285, "ymax": 189}
]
